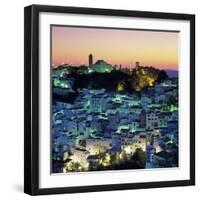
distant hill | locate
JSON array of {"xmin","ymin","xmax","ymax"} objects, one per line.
[{"xmin": 165, "ymin": 70, "xmax": 178, "ymax": 77}]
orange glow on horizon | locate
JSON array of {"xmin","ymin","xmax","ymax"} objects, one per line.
[{"xmin": 52, "ymin": 26, "xmax": 179, "ymax": 70}]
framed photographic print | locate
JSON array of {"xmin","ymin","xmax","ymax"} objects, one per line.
[{"xmin": 24, "ymin": 4, "xmax": 195, "ymax": 195}]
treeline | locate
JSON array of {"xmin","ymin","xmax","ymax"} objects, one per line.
[{"xmin": 66, "ymin": 66, "xmax": 168, "ymax": 92}]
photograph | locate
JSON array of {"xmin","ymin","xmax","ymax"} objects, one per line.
[
  {"xmin": 24, "ymin": 4, "xmax": 195, "ymax": 195},
  {"xmin": 51, "ymin": 26, "xmax": 179, "ymax": 173}
]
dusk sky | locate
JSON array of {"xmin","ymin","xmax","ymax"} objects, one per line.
[{"xmin": 51, "ymin": 26, "xmax": 179, "ymax": 70}]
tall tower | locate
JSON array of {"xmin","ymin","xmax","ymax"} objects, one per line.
[
  {"xmin": 136, "ymin": 61, "xmax": 140, "ymax": 68},
  {"xmin": 89, "ymin": 54, "xmax": 93, "ymax": 66}
]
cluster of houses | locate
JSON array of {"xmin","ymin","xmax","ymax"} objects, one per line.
[{"xmin": 52, "ymin": 74, "xmax": 178, "ymax": 173}]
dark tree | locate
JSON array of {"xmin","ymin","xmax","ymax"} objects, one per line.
[
  {"xmin": 157, "ymin": 70, "xmax": 168, "ymax": 83},
  {"xmin": 131, "ymin": 148, "xmax": 146, "ymax": 168}
]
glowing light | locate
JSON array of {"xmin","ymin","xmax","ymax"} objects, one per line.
[
  {"xmin": 147, "ymin": 77, "xmax": 154, "ymax": 86},
  {"xmin": 88, "ymin": 69, "xmax": 93, "ymax": 73},
  {"xmin": 63, "ymin": 152, "xmax": 69, "ymax": 161},
  {"xmin": 155, "ymin": 146, "xmax": 162, "ymax": 153},
  {"xmin": 124, "ymin": 146, "xmax": 132, "ymax": 154},
  {"xmin": 117, "ymin": 82, "xmax": 124, "ymax": 92},
  {"xmin": 101, "ymin": 153, "xmax": 111, "ymax": 166}
]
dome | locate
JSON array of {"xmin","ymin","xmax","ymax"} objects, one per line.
[{"xmin": 90, "ymin": 60, "xmax": 113, "ymax": 73}]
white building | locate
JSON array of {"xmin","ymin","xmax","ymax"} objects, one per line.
[
  {"xmin": 70, "ymin": 148, "xmax": 89, "ymax": 168},
  {"xmin": 122, "ymin": 134, "xmax": 146, "ymax": 155},
  {"xmin": 89, "ymin": 95, "xmax": 108, "ymax": 113},
  {"xmin": 146, "ymin": 112, "xmax": 160, "ymax": 130},
  {"xmin": 86, "ymin": 138, "xmax": 112, "ymax": 155}
]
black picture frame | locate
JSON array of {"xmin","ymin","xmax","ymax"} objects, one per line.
[{"xmin": 24, "ymin": 4, "xmax": 195, "ymax": 196}]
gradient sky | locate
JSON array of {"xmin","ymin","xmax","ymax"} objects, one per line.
[{"xmin": 51, "ymin": 26, "xmax": 179, "ymax": 70}]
